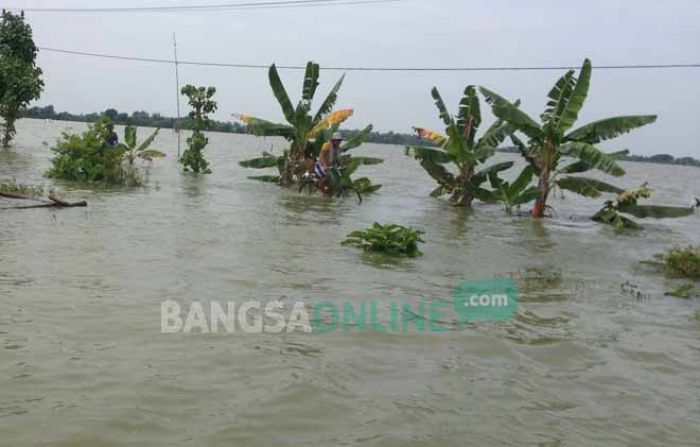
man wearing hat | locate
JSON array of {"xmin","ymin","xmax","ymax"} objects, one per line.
[{"xmin": 314, "ymin": 131, "xmax": 344, "ymax": 192}]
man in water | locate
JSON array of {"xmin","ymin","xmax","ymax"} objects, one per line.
[{"xmin": 315, "ymin": 131, "xmax": 343, "ymax": 193}]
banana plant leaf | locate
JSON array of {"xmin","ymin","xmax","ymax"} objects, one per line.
[
  {"xmin": 512, "ymin": 187, "xmax": 541, "ymax": 205},
  {"xmin": 239, "ymin": 156, "xmax": 282, "ymax": 169},
  {"xmin": 566, "ymin": 115, "xmax": 657, "ymax": 144},
  {"xmin": 405, "ymin": 146, "xmax": 451, "ymax": 164},
  {"xmin": 124, "ymin": 125, "xmax": 137, "ymax": 148},
  {"xmin": 542, "ymin": 70, "xmax": 576, "ymax": 128},
  {"xmin": 618, "ymin": 204, "xmax": 695, "ymax": 219},
  {"xmin": 313, "ymin": 74, "xmax": 345, "ymax": 122},
  {"xmin": 558, "ymin": 59, "xmax": 592, "ymax": 133},
  {"xmin": 429, "ymin": 185, "xmax": 447, "ymax": 198},
  {"xmin": 510, "ymin": 164, "xmax": 536, "ymax": 193},
  {"xmin": 480, "ymin": 87, "xmax": 543, "ymax": 140},
  {"xmin": 472, "ymin": 161, "xmax": 515, "ymax": 185},
  {"xmin": 557, "ymin": 176, "xmax": 624, "ymax": 197},
  {"xmin": 348, "ymin": 156, "xmax": 384, "ymax": 166},
  {"xmin": 559, "ymin": 142, "xmax": 625, "ymax": 176},
  {"xmin": 341, "ymin": 124, "xmax": 373, "ymax": 152},
  {"xmin": 593, "ymin": 208, "xmax": 642, "ymax": 229},
  {"xmin": 419, "ymin": 157, "xmax": 455, "ymax": 188},
  {"xmin": 431, "ymin": 87, "xmax": 453, "ymax": 126},
  {"xmin": 247, "ymin": 175, "xmax": 280, "ymax": 183},
  {"xmin": 136, "ymin": 128, "xmax": 160, "ymax": 152},
  {"xmin": 268, "ymin": 64, "xmax": 296, "ymax": 123},
  {"xmin": 138, "ymin": 149, "xmax": 166, "ymax": 158},
  {"xmin": 353, "ymin": 177, "xmax": 382, "ymax": 194},
  {"xmin": 301, "ymin": 61, "xmax": 320, "ymax": 103}
]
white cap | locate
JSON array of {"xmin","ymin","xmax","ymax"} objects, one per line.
[{"xmin": 331, "ymin": 131, "xmax": 344, "ymax": 141}]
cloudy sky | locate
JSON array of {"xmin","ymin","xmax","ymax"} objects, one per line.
[{"xmin": 7, "ymin": 0, "xmax": 700, "ymax": 157}]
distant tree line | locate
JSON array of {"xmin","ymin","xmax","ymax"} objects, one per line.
[
  {"xmin": 22, "ymin": 104, "xmax": 247, "ymax": 134},
  {"xmin": 21, "ymin": 105, "xmax": 700, "ymax": 167},
  {"xmin": 23, "ymin": 104, "xmax": 430, "ymax": 146}
]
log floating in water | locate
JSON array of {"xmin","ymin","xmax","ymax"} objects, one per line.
[{"xmin": 0, "ymin": 190, "xmax": 87, "ymax": 209}]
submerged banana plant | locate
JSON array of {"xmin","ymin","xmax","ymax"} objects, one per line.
[
  {"xmin": 478, "ymin": 165, "xmax": 541, "ymax": 213},
  {"xmin": 342, "ymin": 223, "xmax": 425, "ymax": 257},
  {"xmin": 593, "ymin": 185, "xmax": 694, "ymax": 229},
  {"xmin": 235, "ymin": 61, "xmax": 375, "ymax": 186},
  {"xmin": 405, "ymin": 86, "xmax": 515, "ymax": 207},
  {"xmin": 122, "ymin": 125, "xmax": 164, "ymax": 165},
  {"xmin": 481, "ymin": 59, "xmax": 657, "ymax": 217}
]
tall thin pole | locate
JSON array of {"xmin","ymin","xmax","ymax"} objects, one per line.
[{"xmin": 173, "ymin": 33, "xmax": 182, "ymax": 158}]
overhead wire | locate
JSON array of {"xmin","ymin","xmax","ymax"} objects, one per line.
[
  {"xmin": 36, "ymin": 47, "xmax": 700, "ymax": 72},
  {"xmin": 7, "ymin": 0, "xmax": 401, "ymax": 14}
]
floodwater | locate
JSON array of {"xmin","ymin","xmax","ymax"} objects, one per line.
[{"xmin": 1, "ymin": 119, "xmax": 699, "ymax": 446}]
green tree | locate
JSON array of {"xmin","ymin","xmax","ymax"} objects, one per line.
[
  {"xmin": 179, "ymin": 85, "xmax": 216, "ymax": 174},
  {"xmin": 0, "ymin": 10, "xmax": 44, "ymax": 147},
  {"xmin": 405, "ymin": 86, "xmax": 515, "ymax": 207},
  {"xmin": 480, "ymin": 59, "xmax": 656, "ymax": 217}
]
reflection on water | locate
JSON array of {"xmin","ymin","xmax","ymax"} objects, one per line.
[{"xmin": 1, "ymin": 119, "xmax": 700, "ymax": 446}]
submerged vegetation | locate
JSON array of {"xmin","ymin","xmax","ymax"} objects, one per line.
[
  {"xmin": 237, "ymin": 62, "xmax": 356, "ymax": 184},
  {"xmin": 593, "ymin": 186, "xmax": 694, "ymax": 229},
  {"xmin": 0, "ymin": 10, "xmax": 44, "ymax": 147},
  {"xmin": 180, "ymin": 85, "xmax": 216, "ymax": 174},
  {"xmin": 642, "ymin": 246, "xmax": 700, "ymax": 288},
  {"xmin": 406, "ymin": 86, "xmax": 515, "ymax": 207},
  {"xmin": 46, "ymin": 117, "xmax": 161, "ymax": 186},
  {"xmin": 665, "ymin": 283, "xmax": 698, "ymax": 299},
  {"xmin": 657, "ymin": 246, "xmax": 700, "ymax": 279},
  {"xmin": 236, "ymin": 62, "xmax": 380, "ymax": 195},
  {"xmin": 342, "ymin": 223, "xmax": 425, "ymax": 257},
  {"xmin": 481, "ymin": 59, "xmax": 657, "ymax": 217}
]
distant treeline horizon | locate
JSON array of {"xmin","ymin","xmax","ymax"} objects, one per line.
[{"xmin": 22, "ymin": 105, "xmax": 700, "ymax": 167}]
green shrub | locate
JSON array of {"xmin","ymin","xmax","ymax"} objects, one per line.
[
  {"xmin": 342, "ymin": 223, "xmax": 425, "ymax": 257},
  {"xmin": 46, "ymin": 117, "xmax": 139, "ymax": 186}
]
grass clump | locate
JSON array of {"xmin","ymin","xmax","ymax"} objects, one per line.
[{"xmin": 342, "ymin": 223, "xmax": 424, "ymax": 257}]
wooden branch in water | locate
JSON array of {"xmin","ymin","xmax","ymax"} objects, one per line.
[
  {"xmin": 0, "ymin": 190, "xmax": 87, "ymax": 209},
  {"xmin": 0, "ymin": 191, "xmax": 50, "ymax": 202}
]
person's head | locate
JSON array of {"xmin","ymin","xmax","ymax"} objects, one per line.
[{"xmin": 330, "ymin": 131, "xmax": 344, "ymax": 148}]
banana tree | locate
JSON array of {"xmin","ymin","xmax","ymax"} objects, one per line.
[
  {"xmin": 593, "ymin": 185, "xmax": 694, "ymax": 229},
  {"xmin": 296, "ymin": 125, "xmax": 383, "ymax": 201},
  {"xmin": 478, "ymin": 165, "xmax": 541, "ymax": 213},
  {"xmin": 236, "ymin": 61, "xmax": 373, "ymax": 185},
  {"xmin": 241, "ymin": 123, "xmax": 382, "ymax": 193},
  {"xmin": 405, "ymin": 85, "xmax": 515, "ymax": 207},
  {"xmin": 122, "ymin": 125, "xmax": 164, "ymax": 165},
  {"xmin": 480, "ymin": 59, "xmax": 657, "ymax": 217}
]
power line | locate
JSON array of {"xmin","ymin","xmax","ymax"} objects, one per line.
[
  {"xmin": 9, "ymin": 0, "xmax": 400, "ymax": 13},
  {"xmin": 37, "ymin": 47, "xmax": 700, "ymax": 72}
]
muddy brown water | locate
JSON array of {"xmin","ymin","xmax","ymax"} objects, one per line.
[{"xmin": 1, "ymin": 119, "xmax": 699, "ymax": 446}]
